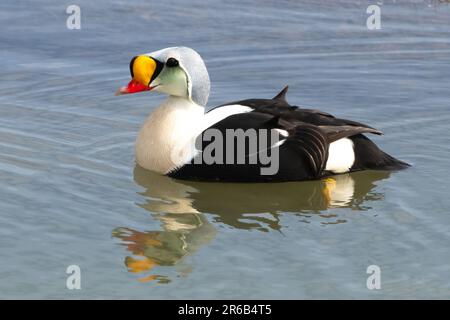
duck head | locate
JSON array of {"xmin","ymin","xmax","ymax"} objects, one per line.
[{"xmin": 116, "ymin": 46, "xmax": 210, "ymax": 106}]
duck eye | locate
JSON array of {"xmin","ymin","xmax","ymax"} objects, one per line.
[{"xmin": 166, "ymin": 57, "xmax": 179, "ymax": 67}]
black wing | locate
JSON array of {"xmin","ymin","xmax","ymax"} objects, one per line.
[
  {"xmin": 168, "ymin": 111, "xmax": 380, "ymax": 182},
  {"xmin": 212, "ymin": 85, "xmax": 382, "ymax": 134}
]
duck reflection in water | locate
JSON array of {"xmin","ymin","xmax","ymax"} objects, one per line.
[{"xmin": 112, "ymin": 166, "xmax": 391, "ymax": 283}]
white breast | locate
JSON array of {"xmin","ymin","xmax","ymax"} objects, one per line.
[
  {"xmin": 135, "ymin": 97, "xmax": 203, "ymax": 173},
  {"xmin": 325, "ymin": 138, "xmax": 355, "ymax": 173},
  {"xmin": 135, "ymin": 99, "xmax": 252, "ymax": 174}
]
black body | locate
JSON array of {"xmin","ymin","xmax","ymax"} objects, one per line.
[{"xmin": 169, "ymin": 86, "xmax": 409, "ymax": 182}]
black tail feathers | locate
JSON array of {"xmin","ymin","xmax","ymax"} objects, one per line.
[
  {"xmin": 351, "ymin": 134, "xmax": 410, "ymax": 171},
  {"xmin": 373, "ymin": 151, "xmax": 411, "ymax": 171}
]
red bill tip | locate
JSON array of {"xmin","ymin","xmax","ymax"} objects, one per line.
[{"xmin": 116, "ymin": 79, "xmax": 151, "ymax": 95}]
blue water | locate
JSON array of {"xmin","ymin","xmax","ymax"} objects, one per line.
[{"xmin": 0, "ymin": 0, "xmax": 449, "ymax": 299}]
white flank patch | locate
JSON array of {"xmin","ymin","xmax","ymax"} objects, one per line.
[
  {"xmin": 171, "ymin": 104, "xmax": 254, "ymax": 171},
  {"xmin": 203, "ymin": 104, "xmax": 253, "ymax": 129},
  {"xmin": 325, "ymin": 138, "xmax": 355, "ymax": 173}
]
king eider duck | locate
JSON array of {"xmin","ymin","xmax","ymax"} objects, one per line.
[{"xmin": 117, "ymin": 47, "xmax": 409, "ymax": 182}]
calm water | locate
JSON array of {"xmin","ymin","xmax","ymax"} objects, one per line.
[{"xmin": 1, "ymin": 0, "xmax": 450, "ymax": 299}]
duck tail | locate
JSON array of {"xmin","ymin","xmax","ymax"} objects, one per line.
[
  {"xmin": 374, "ymin": 150, "xmax": 411, "ymax": 171},
  {"xmin": 351, "ymin": 134, "xmax": 411, "ymax": 171}
]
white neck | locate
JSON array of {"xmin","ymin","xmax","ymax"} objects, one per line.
[{"xmin": 135, "ymin": 96, "xmax": 205, "ymax": 174}]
